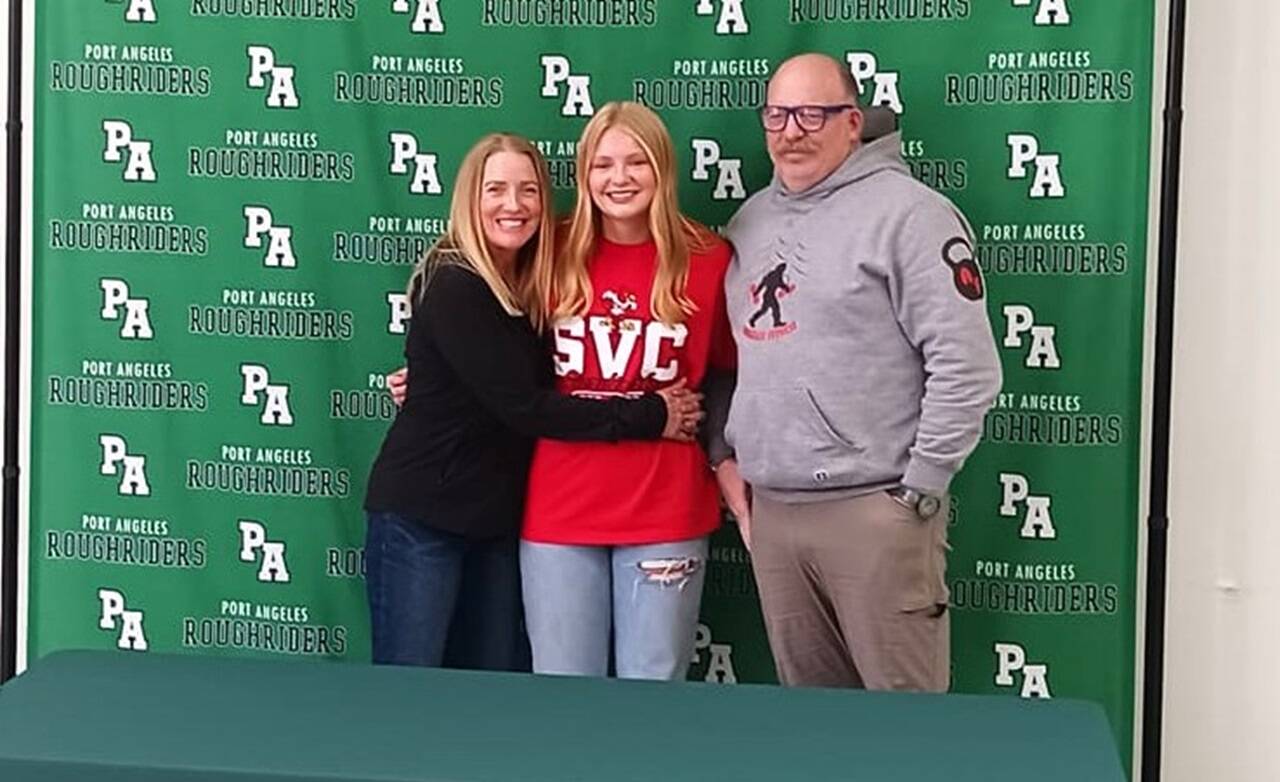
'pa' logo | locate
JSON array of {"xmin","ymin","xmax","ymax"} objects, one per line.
[
  {"xmin": 240, "ymin": 364, "xmax": 294, "ymax": 425},
  {"xmin": 246, "ymin": 45, "xmax": 299, "ymax": 108},
  {"xmin": 238, "ymin": 519, "xmax": 290, "ymax": 583},
  {"xmin": 694, "ymin": 0, "xmax": 748, "ymax": 34},
  {"xmin": 98, "ymin": 589, "xmax": 148, "ymax": 651},
  {"xmin": 101, "ymin": 120, "xmax": 156, "ymax": 182},
  {"xmin": 100, "ymin": 279, "xmax": 153, "ymax": 339},
  {"xmin": 1012, "ymin": 0, "xmax": 1070, "ymax": 25},
  {"xmin": 391, "ymin": 0, "xmax": 445, "ymax": 33},
  {"xmin": 387, "ymin": 293, "xmax": 411, "ymax": 334},
  {"xmin": 540, "ymin": 55, "xmax": 594, "ymax": 117},
  {"xmin": 1002, "ymin": 304, "xmax": 1061, "ymax": 369},
  {"xmin": 243, "ymin": 205, "xmax": 297, "ymax": 268},
  {"xmin": 99, "ymin": 434, "xmax": 150, "ymax": 496},
  {"xmin": 116, "ymin": 0, "xmax": 157, "ymax": 23},
  {"xmin": 1007, "ymin": 133, "xmax": 1065, "ymax": 198},
  {"xmin": 692, "ymin": 623, "xmax": 738, "ymax": 683},
  {"xmin": 999, "ymin": 473, "xmax": 1056, "ymax": 539},
  {"xmin": 388, "ymin": 132, "xmax": 444, "ymax": 195},
  {"xmin": 691, "ymin": 139, "xmax": 746, "ymax": 201},
  {"xmin": 995, "ymin": 643, "xmax": 1052, "ymax": 698},
  {"xmin": 845, "ymin": 52, "xmax": 905, "ymax": 115}
]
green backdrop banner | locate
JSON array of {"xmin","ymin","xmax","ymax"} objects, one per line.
[{"xmin": 29, "ymin": 0, "xmax": 1153, "ymax": 770}]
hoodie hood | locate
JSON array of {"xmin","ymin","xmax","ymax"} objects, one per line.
[{"xmin": 771, "ymin": 131, "xmax": 909, "ymax": 203}]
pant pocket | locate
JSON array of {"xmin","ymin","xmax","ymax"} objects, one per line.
[{"xmin": 877, "ymin": 493, "xmax": 948, "ymax": 614}]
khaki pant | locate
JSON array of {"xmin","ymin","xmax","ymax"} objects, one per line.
[{"xmin": 750, "ymin": 491, "xmax": 950, "ymax": 692}]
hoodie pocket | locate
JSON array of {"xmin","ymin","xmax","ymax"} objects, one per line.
[
  {"xmin": 803, "ymin": 388, "xmax": 858, "ymax": 450},
  {"xmin": 726, "ymin": 386, "xmax": 866, "ymax": 490}
]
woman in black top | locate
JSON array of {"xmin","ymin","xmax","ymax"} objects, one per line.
[{"xmin": 363, "ymin": 133, "xmax": 701, "ymax": 671}]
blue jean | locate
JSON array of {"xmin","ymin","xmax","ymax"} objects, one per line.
[
  {"xmin": 520, "ymin": 537, "xmax": 709, "ymax": 680},
  {"xmin": 365, "ymin": 511, "xmax": 529, "ymax": 671}
]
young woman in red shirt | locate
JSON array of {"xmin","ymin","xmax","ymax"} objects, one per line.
[{"xmin": 519, "ymin": 102, "xmax": 736, "ymax": 679}]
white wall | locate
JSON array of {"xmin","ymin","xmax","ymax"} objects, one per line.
[{"xmin": 1162, "ymin": 1, "xmax": 1280, "ymax": 781}]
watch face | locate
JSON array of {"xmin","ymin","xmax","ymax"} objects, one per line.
[{"xmin": 918, "ymin": 496, "xmax": 942, "ymax": 518}]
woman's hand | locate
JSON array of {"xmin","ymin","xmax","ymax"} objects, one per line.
[{"xmin": 656, "ymin": 378, "xmax": 705, "ymax": 442}]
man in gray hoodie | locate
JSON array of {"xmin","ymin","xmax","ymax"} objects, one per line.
[{"xmin": 710, "ymin": 53, "xmax": 1001, "ymax": 692}]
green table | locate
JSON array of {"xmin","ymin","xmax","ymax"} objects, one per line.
[{"xmin": 0, "ymin": 650, "xmax": 1124, "ymax": 781}]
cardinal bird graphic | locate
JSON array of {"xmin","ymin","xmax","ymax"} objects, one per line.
[{"xmin": 601, "ymin": 290, "xmax": 638, "ymax": 317}]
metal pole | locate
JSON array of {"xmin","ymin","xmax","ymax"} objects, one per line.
[
  {"xmin": 2, "ymin": 0, "xmax": 27, "ymax": 684},
  {"xmin": 1141, "ymin": 0, "xmax": 1189, "ymax": 777}
]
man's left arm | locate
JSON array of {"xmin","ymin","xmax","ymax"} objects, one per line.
[
  {"xmin": 700, "ymin": 257, "xmax": 737, "ymax": 467},
  {"xmin": 700, "ymin": 242, "xmax": 752, "ymax": 544},
  {"xmin": 890, "ymin": 197, "xmax": 1003, "ymax": 495}
]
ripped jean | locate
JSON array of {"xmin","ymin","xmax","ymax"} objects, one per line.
[{"xmin": 520, "ymin": 537, "xmax": 709, "ymax": 680}]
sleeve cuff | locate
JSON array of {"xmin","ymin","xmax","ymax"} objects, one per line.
[
  {"xmin": 902, "ymin": 458, "xmax": 955, "ymax": 495},
  {"xmin": 706, "ymin": 442, "xmax": 734, "ymax": 468}
]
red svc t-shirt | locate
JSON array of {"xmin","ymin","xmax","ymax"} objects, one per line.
[{"xmin": 522, "ymin": 234, "xmax": 735, "ymax": 545}]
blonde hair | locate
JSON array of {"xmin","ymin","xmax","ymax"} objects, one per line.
[
  {"xmin": 537, "ymin": 101, "xmax": 710, "ymax": 326},
  {"xmin": 406, "ymin": 133, "xmax": 555, "ymax": 331}
]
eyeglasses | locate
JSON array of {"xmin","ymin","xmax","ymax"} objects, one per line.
[{"xmin": 759, "ymin": 104, "xmax": 855, "ymax": 133}]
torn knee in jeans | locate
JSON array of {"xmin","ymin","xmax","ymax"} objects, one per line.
[{"xmin": 635, "ymin": 557, "xmax": 702, "ymax": 590}]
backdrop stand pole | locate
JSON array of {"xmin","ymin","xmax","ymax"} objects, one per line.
[
  {"xmin": 2, "ymin": 0, "xmax": 28, "ymax": 685},
  {"xmin": 1141, "ymin": 0, "xmax": 1189, "ymax": 778}
]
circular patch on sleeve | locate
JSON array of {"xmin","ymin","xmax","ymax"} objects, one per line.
[{"xmin": 942, "ymin": 237, "xmax": 984, "ymax": 301}]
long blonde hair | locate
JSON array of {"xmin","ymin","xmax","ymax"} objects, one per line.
[
  {"xmin": 406, "ymin": 133, "xmax": 555, "ymax": 331},
  {"xmin": 537, "ymin": 102, "xmax": 709, "ymax": 326}
]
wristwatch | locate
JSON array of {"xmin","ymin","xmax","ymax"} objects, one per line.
[{"xmin": 887, "ymin": 486, "xmax": 942, "ymax": 519}]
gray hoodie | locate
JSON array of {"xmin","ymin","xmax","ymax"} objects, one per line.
[{"xmin": 721, "ymin": 132, "xmax": 1001, "ymax": 501}]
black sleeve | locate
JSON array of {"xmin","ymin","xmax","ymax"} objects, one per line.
[
  {"xmin": 421, "ymin": 265, "xmax": 667, "ymax": 442},
  {"xmin": 699, "ymin": 368, "xmax": 735, "ymax": 466}
]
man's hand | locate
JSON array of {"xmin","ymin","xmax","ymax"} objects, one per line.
[
  {"xmin": 387, "ymin": 367, "xmax": 408, "ymax": 407},
  {"xmin": 715, "ymin": 458, "xmax": 752, "ymax": 550}
]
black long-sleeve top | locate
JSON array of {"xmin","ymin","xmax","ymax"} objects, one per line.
[{"xmin": 364, "ymin": 262, "xmax": 667, "ymax": 539}]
